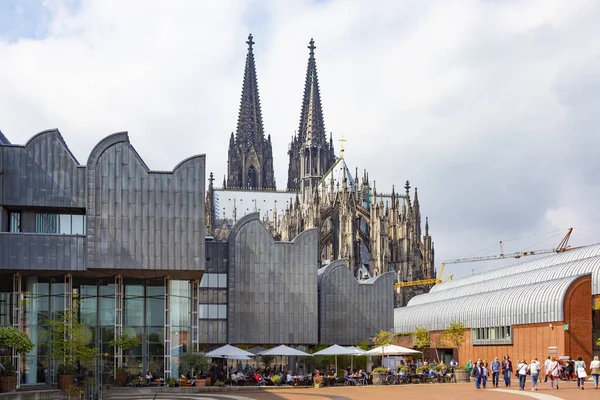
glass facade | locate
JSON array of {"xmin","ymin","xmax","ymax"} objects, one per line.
[{"xmin": 9, "ymin": 275, "xmax": 194, "ymax": 386}]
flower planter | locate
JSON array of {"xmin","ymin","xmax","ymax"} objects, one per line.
[
  {"xmin": 0, "ymin": 376, "xmax": 17, "ymax": 392},
  {"xmin": 58, "ymin": 374, "xmax": 75, "ymax": 390},
  {"xmin": 372, "ymin": 373, "xmax": 387, "ymax": 385},
  {"xmin": 194, "ymin": 379, "xmax": 207, "ymax": 387},
  {"xmin": 116, "ymin": 372, "xmax": 129, "ymax": 386}
]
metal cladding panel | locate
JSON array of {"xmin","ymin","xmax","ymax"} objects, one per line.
[
  {"xmin": 430, "ymin": 244, "xmax": 600, "ymax": 294},
  {"xmin": 1, "ymin": 130, "xmax": 85, "ymax": 208},
  {"xmin": 394, "ymin": 274, "xmax": 586, "ymax": 332},
  {"xmin": 409, "ymin": 257, "xmax": 600, "ymax": 306},
  {"xmin": 0, "ymin": 233, "xmax": 85, "ymax": 271},
  {"xmin": 227, "ymin": 213, "xmax": 318, "ymax": 345},
  {"xmin": 86, "ymin": 133, "xmax": 205, "ymax": 271},
  {"xmin": 205, "ymin": 241, "xmax": 228, "ymax": 273},
  {"xmin": 318, "ymin": 260, "xmax": 394, "ymax": 345}
]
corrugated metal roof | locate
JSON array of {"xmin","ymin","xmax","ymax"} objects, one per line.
[
  {"xmin": 430, "ymin": 243, "xmax": 600, "ymax": 294},
  {"xmin": 394, "ymin": 274, "xmax": 586, "ymax": 332},
  {"xmin": 408, "ymin": 257, "xmax": 600, "ymax": 306}
]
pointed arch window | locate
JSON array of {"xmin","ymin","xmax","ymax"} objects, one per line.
[{"xmin": 247, "ymin": 165, "xmax": 257, "ymax": 189}]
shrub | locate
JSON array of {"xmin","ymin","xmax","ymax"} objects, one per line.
[
  {"xmin": 372, "ymin": 367, "xmax": 389, "ymax": 374},
  {"xmin": 214, "ymin": 380, "xmax": 225, "ymax": 387}
]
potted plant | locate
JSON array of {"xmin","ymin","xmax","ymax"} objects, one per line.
[
  {"xmin": 109, "ymin": 332, "xmax": 139, "ymax": 386},
  {"xmin": 0, "ymin": 326, "xmax": 35, "ymax": 392},
  {"xmin": 48, "ymin": 306, "xmax": 96, "ymax": 389},
  {"xmin": 181, "ymin": 351, "xmax": 212, "ymax": 386},
  {"xmin": 371, "ymin": 367, "xmax": 389, "ymax": 385}
]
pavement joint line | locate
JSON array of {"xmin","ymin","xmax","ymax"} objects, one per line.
[{"xmin": 494, "ymin": 388, "xmax": 564, "ymax": 400}]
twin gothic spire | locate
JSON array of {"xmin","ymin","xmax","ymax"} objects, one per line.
[{"xmin": 226, "ymin": 34, "xmax": 334, "ymax": 191}]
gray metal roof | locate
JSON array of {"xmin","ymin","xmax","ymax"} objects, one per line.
[
  {"xmin": 0, "ymin": 130, "xmax": 10, "ymax": 145},
  {"xmin": 430, "ymin": 243, "xmax": 600, "ymax": 294},
  {"xmin": 394, "ymin": 274, "xmax": 587, "ymax": 332},
  {"xmin": 408, "ymin": 257, "xmax": 600, "ymax": 307}
]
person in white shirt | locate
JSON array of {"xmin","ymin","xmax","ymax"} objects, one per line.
[
  {"xmin": 517, "ymin": 359, "xmax": 529, "ymax": 391},
  {"xmin": 590, "ymin": 356, "xmax": 600, "ymax": 389},
  {"xmin": 286, "ymin": 371, "xmax": 294, "ymax": 385},
  {"xmin": 529, "ymin": 359, "xmax": 540, "ymax": 391},
  {"xmin": 543, "ymin": 356, "xmax": 551, "ymax": 382}
]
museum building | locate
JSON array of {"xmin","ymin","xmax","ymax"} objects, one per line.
[
  {"xmin": 0, "ymin": 129, "xmax": 392, "ymax": 386},
  {"xmin": 393, "ymin": 245, "xmax": 600, "ymax": 365}
]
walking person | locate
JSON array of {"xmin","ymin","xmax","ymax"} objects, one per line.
[
  {"xmin": 575, "ymin": 356, "xmax": 587, "ymax": 390},
  {"xmin": 543, "ymin": 356, "xmax": 551, "ymax": 382},
  {"xmin": 482, "ymin": 362, "xmax": 489, "ymax": 388},
  {"xmin": 502, "ymin": 355, "xmax": 513, "ymax": 387},
  {"xmin": 547, "ymin": 356, "xmax": 560, "ymax": 390},
  {"xmin": 491, "ymin": 357, "xmax": 500, "ymax": 387},
  {"xmin": 466, "ymin": 360, "xmax": 473, "ymax": 380},
  {"xmin": 517, "ymin": 359, "xmax": 528, "ymax": 391},
  {"xmin": 529, "ymin": 359, "xmax": 539, "ymax": 391},
  {"xmin": 472, "ymin": 360, "xmax": 483, "ymax": 389},
  {"xmin": 590, "ymin": 356, "xmax": 600, "ymax": 389}
]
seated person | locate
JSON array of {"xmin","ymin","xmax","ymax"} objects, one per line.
[
  {"xmin": 344, "ymin": 371, "xmax": 358, "ymax": 385},
  {"xmin": 286, "ymin": 371, "xmax": 293, "ymax": 385},
  {"xmin": 428, "ymin": 368, "xmax": 436, "ymax": 378},
  {"xmin": 358, "ymin": 369, "xmax": 367, "ymax": 385},
  {"xmin": 145, "ymin": 372, "xmax": 153, "ymax": 383},
  {"xmin": 255, "ymin": 371, "xmax": 266, "ymax": 386}
]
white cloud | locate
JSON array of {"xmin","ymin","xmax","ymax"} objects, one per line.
[{"xmin": 2, "ymin": 0, "xmax": 600, "ymax": 278}]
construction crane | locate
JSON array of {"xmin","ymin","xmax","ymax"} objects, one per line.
[
  {"xmin": 394, "ymin": 227, "xmax": 575, "ymax": 289},
  {"xmin": 394, "ymin": 263, "xmax": 454, "ymax": 289}
]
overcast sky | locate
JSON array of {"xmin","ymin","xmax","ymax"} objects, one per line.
[{"xmin": 2, "ymin": 0, "xmax": 600, "ymax": 279}]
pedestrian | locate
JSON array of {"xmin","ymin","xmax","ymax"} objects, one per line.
[
  {"xmin": 517, "ymin": 359, "xmax": 528, "ymax": 391},
  {"xmin": 575, "ymin": 356, "xmax": 587, "ymax": 390},
  {"xmin": 543, "ymin": 356, "xmax": 551, "ymax": 382},
  {"xmin": 466, "ymin": 360, "xmax": 473, "ymax": 379},
  {"xmin": 491, "ymin": 357, "xmax": 500, "ymax": 387},
  {"xmin": 472, "ymin": 360, "xmax": 483, "ymax": 389},
  {"xmin": 501, "ymin": 355, "xmax": 512, "ymax": 387},
  {"xmin": 529, "ymin": 359, "xmax": 539, "ymax": 391},
  {"xmin": 547, "ymin": 356, "xmax": 560, "ymax": 390},
  {"xmin": 482, "ymin": 362, "xmax": 489, "ymax": 388},
  {"xmin": 590, "ymin": 356, "xmax": 600, "ymax": 389}
]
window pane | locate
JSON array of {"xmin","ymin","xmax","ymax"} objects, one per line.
[
  {"xmin": 208, "ymin": 274, "xmax": 218, "ymax": 288},
  {"xmin": 199, "ymin": 275, "xmax": 208, "ymax": 288},
  {"xmin": 59, "ymin": 214, "xmax": 71, "ymax": 234},
  {"xmin": 71, "ymin": 215, "xmax": 84, "ymax": 235},
  {"xmin": 218, "ymin": 305, "xmax": 227, "ymax": 319},
  {"xmin": 208, "ymin": 305, "xmax": 218, "ymax": 319},
  {"xmin": 198, "ymin": 304, "xmax": 208, "ymax": 319},
  {"xmin": 36, "ymin": 214, "xmax": 58, "ymax": 233},
  {"xmin": 218, "ymin": 274, "xmax": 227, "ymax": 288},
  {"xmin": 9, "ymin": 212, "xmax": 20, "ymax": 232}
]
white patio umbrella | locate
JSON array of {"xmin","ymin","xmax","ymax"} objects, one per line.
[
  {"xmin": 205, "ymin": 344, "xmax": 256, "ymax": 359},
  {"xmin": 367, "ymin": 345, "xmax": 421, "ymax": 368},
  {"xmin": 345, "ymin": 346, "xmax": 369, "ymax": 371},
  {"xmin": 259, "ymin": 345, "xmax": 311, "ymax": 372},
  {"xmin": 313, "ymin": 344, "xmax": 357, "ymax": 373}
]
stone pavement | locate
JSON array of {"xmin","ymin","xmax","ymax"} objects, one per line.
[{"xmin": 105, "ymin": 381, "xmax": 600, "ymax": 400}]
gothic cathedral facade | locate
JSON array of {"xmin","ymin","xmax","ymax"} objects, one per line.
[{"xmin": 209, "ymin": 35, "xmax": 436, "ymax": 306}]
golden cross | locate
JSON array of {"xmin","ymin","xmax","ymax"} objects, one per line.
[{"xmin": 339, "ymin": 135, "xmax": 347, "ymax": 158}]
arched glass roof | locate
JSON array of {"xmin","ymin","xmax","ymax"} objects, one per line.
[
  {"xmin": 430, "ymin": 244, "xmax": 600, "ymax": 294},
  {"xmin": 394, "ymin": 274, "xmax": 586, "ymax": 332},
  {"xmin": 408, "ymin": 257, "xmax": 600, "ymax": 307}
]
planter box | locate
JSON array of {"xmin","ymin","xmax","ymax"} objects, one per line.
[
  {"xmin": 116, "ymin": 372, "xmax": 129, "ymax": 386},
  {"xmin": 0, "ymin": 376, "xmax": 17, "ymax": 392},
  {"xmin": 455, "ymin": 370, "xmax": 470, "ymax": 383},
  {"xmin": 58, "ymin": 373, "xmax": 75, "ymax": 389},
  {"xmin": 194, "ymin": 379, "xmax": 207, "ymax": 387},
  {"xmin": 372, "ymin": 373, "xmax": 387, "ymax": 385}
]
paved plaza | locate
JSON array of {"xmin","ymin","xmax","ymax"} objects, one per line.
[{"xmin": 105, "ymin": 381, "xmax": 600, "ymax": 400}]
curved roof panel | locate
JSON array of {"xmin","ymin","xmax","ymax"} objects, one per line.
[
  {"xmin": 408, "ymin": 257, "xmax": 600, "ymax": 306},
  {"xmin": 430, "ymin": 244, "xmax": 600, "ymax": 294},
  {"xmin": 394, "ymin": 274, "xmax": 586, "ymax": 332}
]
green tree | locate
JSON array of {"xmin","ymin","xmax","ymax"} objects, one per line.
[
  {"xmin": 48, "ymin": 306, "xmax": 96, "ymax": 374},
  {"xmin": 441, "ymin": 320, "xmax": 466, "ymax": 361},
  {"xmin": 0, "ymin": 326, "xmax": 35, "ymax": 354},
  {"xmin": 371, "ymin": 330, "xmax": 394, "ymax": 363},
  {"xmin": 413, "ymin": 326, "xmax": 430, "ymax": 350},
  {"xmin": 109, "ymin": 332, "xmax": 139, "ymax": 370}
]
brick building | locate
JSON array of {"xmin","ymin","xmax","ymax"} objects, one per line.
[{"xmin": 393, "ymin": 245, "xmax": 600, "ymax": 366}]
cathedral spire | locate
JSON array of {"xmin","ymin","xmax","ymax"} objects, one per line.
[
  {"xmin": 298, "ymin": 38, "xmax": 327, "ymax": 147},
  {"xmin": 236, "ymin": 33, "xmax": 264, "ymax": 146},
  {"xmin": 227, "ymin": 34, "xmax": 276, "ymax": 189}
]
